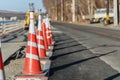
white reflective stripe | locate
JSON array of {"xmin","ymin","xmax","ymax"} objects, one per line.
[
  {"xmin": 37, "ymin": 36, "xmax": 43, "ymax": 40},
  {"xmin": 45, "ymin": 19, "xmax": 49, "ymax": 28},
  {"xmin": 28, "ymin": 41, "xmax": 37, "ymax": 47},
  {"xmin": 29, "ymin": 24, "xmax": 36, "ymax": 34},
  {"xmin": 26, "ymin": 53, "xmax": 39, "ymax": 60},
  {"xmin": 29, "ymin": 12, "xmax": 36, "ymax": 34},
  {"xmin": 38, "ymin": 44, "xmax": 44, "ymax": 49},
  {"xmin": 38, "ymin": 15, "xmax": 42, "ymax": 30},
  {"xmin": 46, "ymin": 31, "xmax": 50, "ymax": 34},
  {"xmin": 49, "ymin": 30, "xmax": 52, "ymax": 33},
  {"xmin": 50, "ymin": 34, "xmax": 52, "ymax": 37},
  {"xmin": 42, "ymin": 19, "xmax": 46, "ymax": 23},
  {"xmin": 0, "ymin": 70, "xmax": 5, "ymax": 80},
  {"xmin": 47, "ymin": 35, "xmax": 51, "ymax": 39}
]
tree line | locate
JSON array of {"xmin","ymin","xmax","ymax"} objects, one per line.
[{"xmin": 43, "ymin": 0, "xmax": 114, "ymax": 23}]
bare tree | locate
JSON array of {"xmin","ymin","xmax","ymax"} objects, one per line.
[{"xmin": 43, "ymin": 0, "xmax": 113, "ymax": 22}]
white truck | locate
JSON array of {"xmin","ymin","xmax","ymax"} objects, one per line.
[{"xmin": 82, "ymin": 8, "xmax": 114, "ymax": 24}]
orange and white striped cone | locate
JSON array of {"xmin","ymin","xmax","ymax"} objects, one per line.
[
  {"xmin": 43, "ymin": 18, "xmax": 53, "ymax": 57},
  {"xmin": 0, "ymin": 39, "xmax": 5, "ymax": 80},
  {"xmin": 46, "ymin": 17, "xmax": 54, "ymax": 51},
  {"xmin": 45, "ymin": 15, "xmax": 54, "ymax": 46},
  {"xmin": 22, "ymin": 11, "xmax": 42, "ymax": 74},
  {"xmin": 45, "ymin": 18, "xmax": 51, "ymax": 47},
  {"xmin": 48, "ymin": 20, "xmax": 53, "ymax": 45},
  {"xmin": 37, "ymin": 13, "xmax": 46, "ymax": 58},
  {"xmin": 49, "ymin": 27, "xmax": 52, "ymax": 44},
  {"xmin": 16, "ymin": 4, "xmax": 48, "ymax": 80},
  {"xmin": 48, "ymin": 26, "xmax": 54, "ymax": 50},
  {"xmin": 50, "ymin": 26, "xmax": 55, "ymax": 45},
  {"xmin": 42, "ymin": 19, "xmax": 48, "ymax": 51}
]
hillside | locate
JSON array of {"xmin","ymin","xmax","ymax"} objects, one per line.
[
  {"xmin": 43, "ymin": 0, "xmax": 114, "ymax": 22},
  {"xmin": 0, "ymin": 10, "xmax": 25, "ymax": 20}
]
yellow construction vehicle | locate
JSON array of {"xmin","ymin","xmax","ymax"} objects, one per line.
[{"xmin": 23, "ymin": 11, "xmax": 38, "ymax": 30}]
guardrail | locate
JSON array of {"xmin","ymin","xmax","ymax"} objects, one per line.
[{"xmin": 0, "ymin": 21, "xmax": 24, "ymax": 36}]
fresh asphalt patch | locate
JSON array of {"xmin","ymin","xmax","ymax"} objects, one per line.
[{"xmin": 49, "ymin": 28, "xmax": 120, "ymax": 80}]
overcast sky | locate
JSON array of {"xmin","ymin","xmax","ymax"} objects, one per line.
[{"xmin": 0, "ymin": 0, "xmax": 46, "ymax": 12}]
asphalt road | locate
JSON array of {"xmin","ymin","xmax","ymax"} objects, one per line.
[{"xmin": 49, "ymin": 22, "xmax": 120, "ymax": 80}]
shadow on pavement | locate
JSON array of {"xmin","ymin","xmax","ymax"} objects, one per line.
[
  {"xmin": 104, "ymin": 73, "xmax": 120, "ymax": 80},
  {"xmin": 50, "ymin": 50, "xmax": 117, "ymax": 77},
  {"xmin": 50, "ymin": 32, "xmax": 118, "ymax": 77}
]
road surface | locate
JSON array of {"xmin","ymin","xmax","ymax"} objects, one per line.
[{"xmin": 49, "ymin": 22, "xmax": 120, "ymax": 80}]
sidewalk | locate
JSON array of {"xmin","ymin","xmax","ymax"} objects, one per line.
[{"xmin": 49, "ymin": 28, "xmax": 120, "ymax": 80}]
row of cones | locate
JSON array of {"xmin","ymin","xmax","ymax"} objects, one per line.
[
  {"xmin": 0, "ymin": 9, "xmax": 54, "ymax": 80},
  {"xmin": 22, "ymin": 11, "xmax": 54, "ymax": 75},
  {"xmin": 19, "ymin": 10, "xmax": 54, "ymax": 79}
]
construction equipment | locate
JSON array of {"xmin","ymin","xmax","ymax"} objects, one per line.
[{"xmin": 23, "ymin": 11, "xmax": 38, "ymax": 30}]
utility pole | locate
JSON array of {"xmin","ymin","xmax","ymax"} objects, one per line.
[
  {"xmin": 114, "ymin": 0, "xmax": 119, "ymax": 26},
  {"xmin": 72, "ymin": 0, "xmax": 75, "ymax": 23},
  {"xmin": 61, "ymin": 0, "xmax": 63, "ymax": 21},
  {"xmin": 105, "ymin": 0, "xmax": 111, "ymax": 24}
]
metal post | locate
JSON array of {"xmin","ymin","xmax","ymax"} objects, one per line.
[
  {"xmin": 114, "ymin": 0, "xmax": 119, "ymax": 27},
  {"xmin": 29, "ymin": 3, "xmax": 34, "ymax": 12},
  {"xmin": 38, "ymin": 9, "xmax": 42, "ymax": 16},
  {"xmin": 106, "ymin": 0, "xmax": 110, "ymax": 24},
  {"xmin": 72, "ymin": 0, "xmax": 75, "ymax": 23}
]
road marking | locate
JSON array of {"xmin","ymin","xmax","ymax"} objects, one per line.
[{"xmin": 52, "ymin": 31, "xmax": 63, "ymax": 33}]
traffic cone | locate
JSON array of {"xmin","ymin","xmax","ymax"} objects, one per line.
[
  {"xmin": 45, "ymin": 18, "xmax": 51, "ymax": 46},
  {"xmin": 16, "ymin": 4, "xmax": 48, "ymax": 80},
  {"xmin": 45, "ymin": 15, "xmax": 53, "ymax": 46},
  {"xmin": 49, "ymin": 27, "xmax": 53, "ymax": 45},
  {"xmin": 22, "ymin": 11, "xmax": 42, "ymax": 74},
  {"xmin": 42, "ymin": 19, "xmax": 48, "ymax": 51},
  {"xmin": 47, "ymin": 18, "xmax": 53, "ymax": 45},
  {"xmin": 45, "ymin": 16, "xmax": 54, "ymax": 50},
  {"xmin": 37, "ymin": 13, "xmax": 46, "ymax": 58},
  {"xmin": 0, "ymin": 40, "xmax": 5, "ymax": 80}
]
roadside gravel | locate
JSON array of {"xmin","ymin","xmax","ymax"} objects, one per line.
[{"xmin": 4, "ymin": 58, "xmax": 25, "ymax": 80}]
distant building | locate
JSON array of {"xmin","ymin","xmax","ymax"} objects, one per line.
[
  {"xmin": 10, "ymin": 16, "xmax": 17, "ymax": 21},
  {"xmin": 0, "ymin": 17, "xmax": 2, "ymax": 21}
]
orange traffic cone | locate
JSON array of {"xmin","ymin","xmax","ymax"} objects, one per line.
[
  {"xmin": 37, "ymin": 12, "xmax": 46, "ymax": 58},
  {"xmin": 45, "ymin": 16, "xmax": 53, "ymax": 46},
  {"xmin": 0, "ymin": 40, "xmax": 5, "ymax": 80},
  {"xmin": 22, "ymin": 11, "xmax": 42, "ymax": 74},
  {"xmin": 49, "ymin": 25, "xmax": 53, "ymax": 45},
  {"xmin": 42, "ymin": 19, "xmax": 48, "ymax": 51},
  {"xmin": 48, "ymin": 18, "xmax": 53, "ymax": 45},
  {"xmin": 49, "ymin": 27, "xmax": 53, "ymax": 44},
  {"xmin": 45, "ymin": 18, "xmax": 51, "ymax": 46}
]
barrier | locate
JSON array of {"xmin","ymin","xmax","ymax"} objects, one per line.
[{"xmin": 0, "ymin": 21, "xmax": 23, "ymax": 36}]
